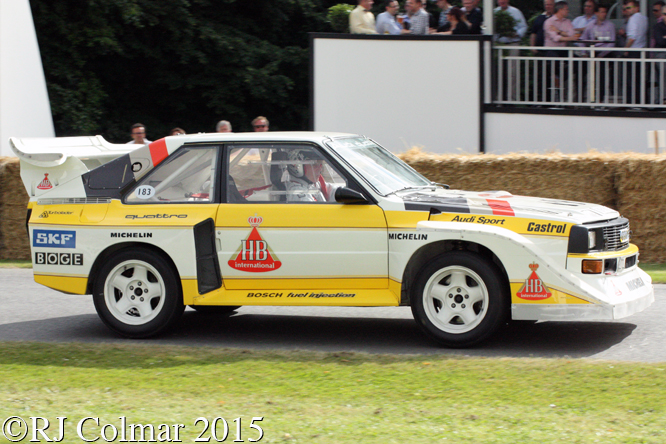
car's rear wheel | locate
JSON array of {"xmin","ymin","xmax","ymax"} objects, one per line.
[
  {"xmin": 93, "ymin": 249, "xmax": 184, "ymax": 338},
  {"xmin": 189, "ymin": 305, "xmax": 240, "ymax": 314},
  {"xmin": 411, "ymin": 251, "xmax": 508, "ymax": 348}
]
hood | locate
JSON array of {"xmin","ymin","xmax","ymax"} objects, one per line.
[{"xmin": 400, "ymin": 189, "xmax": 619, "ymax": 225}]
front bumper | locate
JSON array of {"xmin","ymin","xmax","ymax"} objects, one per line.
[{"xmin": 512, "ymin": 266, "xmax": 654, "ymax": 321}]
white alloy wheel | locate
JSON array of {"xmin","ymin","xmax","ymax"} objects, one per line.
[
  {"xmin": 411, "ymin": 251, "xmax": 508, "ymax": 347},
  {"xmin": 93, "ymin": 248, "xmax": 184, "ymax": 338},
  {"xmin": 103, "ymin": 260, "xmax": 166, "ymax": 325},
  {"xmin": 421, "ymin": 266, "xmax": 489, "ymax": 334}
]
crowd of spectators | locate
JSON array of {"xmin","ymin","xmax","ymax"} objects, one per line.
[
  {"xmin": 125, "ymin": 116, "xmax": 271, "ymax": 145},
  {"xmin": 348, "ymin": 0, "xmax": 666, "ymax": 105}
]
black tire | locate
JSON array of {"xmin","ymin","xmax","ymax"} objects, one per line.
[
  {"xmin": 411, "ymin": 251, "xmax": 508, "ymax": 348},
  {"xmin": 93, "ymin": 248, "xmax": 185, "ymax": 338},
  {"xmin": 188, "ymin": 305, "xmax": 240, "ymax": 314}
]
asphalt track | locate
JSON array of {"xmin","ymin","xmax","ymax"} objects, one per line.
[{"xmin": 1, "ymin": 268, "xmax": 665, "ymax": 362}]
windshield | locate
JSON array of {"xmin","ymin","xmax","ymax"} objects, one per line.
[{"xmin": 326, "ymin": 137, "xmax": 431, "ymax": 196}]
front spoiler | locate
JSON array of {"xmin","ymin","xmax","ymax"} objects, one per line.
[{"xmin": 512, "ymin": 282, "xmax": 654, "ymax": 321}]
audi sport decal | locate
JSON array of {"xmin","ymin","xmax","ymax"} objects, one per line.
[
  {"xmin": 228, "ymin": 215, "xmax": 282, "ymax": 272},
  {"xmin": 516, "ymin": 263, "xmax": 552, "ymax": 300},
  {"xmin": 37, "ymin": 173, "xmax": 53, "ymax": 190}
]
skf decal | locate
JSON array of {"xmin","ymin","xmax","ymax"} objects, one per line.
[
  {"xmin": 389, "ymin": 233, "xmax": 428, "ymax": 240},
  {"xmin": 228, "ymin": 215, "xmax": 282, "ymax": 272},
  {"xmin": 33, "ymin": 229, "xmax": 76, "ymax": 248},
  {"xmin": 516, "ymin": 263, "xmax": 552, "ymax": 300},
  {"xmin": 37, "ymin": 173, "xmax": 53, "ymax": 190},
  {"xmin": 35, "ymin": 252, "xmax": 83, "ymax": 266}
]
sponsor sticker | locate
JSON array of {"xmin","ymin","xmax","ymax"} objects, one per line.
[
  {"xmin": 37, "ymin": 173, "xmax": 53, "ymax": 190},
  {"xmin": 35, "ymin": 252, "xmax": 83, "ymax": 266},
  {"xmin": 134, "ymin": 185, "xmax": 155, "ymax": 200},
  {"xmin": 516, "ymin": 263, "xmax": 552, "ymax": 300},
  {"xmin": 38, "ymin": 210, "xmax": 74, "ymax": 219},
  {"xmin": 33, "ymin": 229, "xmax": 76, "ymax": 248},
  {"xmin": 228, "ymin": 215, "xmax": 282, "ymax": 272},
  {"xmin": 626, "ymin": 277, "xmax": 645, "ymax": 291}
]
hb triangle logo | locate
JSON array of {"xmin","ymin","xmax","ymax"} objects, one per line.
[
  {"xmin": 228, "ymin": 215, "xmax": 282, "ymax": 273},
  {"xmin": 516, "ymin": 263, "xmax": 552, "ymax": 300},
  {"xmin": 37, "ymin": 173, "xmax": 53, "ymax": 190}
]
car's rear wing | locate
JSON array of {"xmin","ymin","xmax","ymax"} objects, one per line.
[
  {"xmin": 10, "ymin": 136, "xmax": 183, "ymax": 201},
  {"xmin": 10, "ymin": 136, "xmax": 139, "ymax": 201}
]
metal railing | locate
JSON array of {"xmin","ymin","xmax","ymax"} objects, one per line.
[{"xmin": 494, "ymin": 45, "xmax": 666, "ymax": 109}]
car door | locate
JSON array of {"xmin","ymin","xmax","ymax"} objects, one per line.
[{"xmin": 215, "ymin": 143, "xmax": 389, "ymax": 296}]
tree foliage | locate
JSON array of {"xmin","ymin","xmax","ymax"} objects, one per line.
[{"xmin": 30, "ymin": 0, "xmax": 332, "ymax": 142}]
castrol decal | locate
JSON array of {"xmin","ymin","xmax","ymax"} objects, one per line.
[{"xmin": 228, "ymin": 215, "xmax": 282, "ymax": 273}]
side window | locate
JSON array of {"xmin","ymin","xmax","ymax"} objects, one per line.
[
  {"xmin": 126, "ymin": 146, "xmax": 218, "ymax": 203},
  {"xmin": 227, "ymin": 145, "xmax": 347, "ymax": 203}
]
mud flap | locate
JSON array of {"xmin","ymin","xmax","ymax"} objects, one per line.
[{"xmin": 193, "ymin": 218, "xmax": 222, "ymax": 294}]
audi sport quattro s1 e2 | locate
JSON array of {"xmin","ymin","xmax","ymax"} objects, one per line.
[{"xmin": 11, "ymin": 132, "xmax": 654, "ymax": 347}]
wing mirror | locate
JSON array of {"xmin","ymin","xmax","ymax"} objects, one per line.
[{"xmin": 335, "ymin": 187, "xmax": 369, "ymax": 204}]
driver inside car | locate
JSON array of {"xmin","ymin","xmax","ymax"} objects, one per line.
[{"xmin": 283, "ymin": 149, "xmax": 338, "ymax": 202}]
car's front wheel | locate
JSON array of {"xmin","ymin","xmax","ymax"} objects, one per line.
[
  {"xmin": 93, "ymin": 249, "xmax": 184, "ymax": 338},
  {"xmin": 411, "ymin": 251, "xmax": 508, "ymax": 348}
]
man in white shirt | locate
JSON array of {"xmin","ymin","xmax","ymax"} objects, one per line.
[
  {"xmin": 495, "ymin": 0, "xmax": 527, "ymax": 101},
  {"xmin": 127, "ymin": 123, "xmax": 152, "ymax": 145},
  {"xmin": 376, "ymin": 0, "xmax": 405, "ymax": 34},
  {"xmin": 350, "ymin": 0, "xmax": 378, "ymax": 34}
]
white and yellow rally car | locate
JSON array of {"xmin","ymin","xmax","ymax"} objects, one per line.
[{"xmin": 11, "ymin": 132, "xmax": 654, "ymax": 347}]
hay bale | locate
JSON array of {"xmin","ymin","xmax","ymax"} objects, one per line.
[
  {"xmin": 399, "ymin": 148, "xmax": 617, "ymax": 208},
  {"xmin": 614, "ymin": 155, "xmax": 666, "ymax": 263},
  {"xmin": 0, "ymin": 157, "xmax": 30, "ymax": 260}
]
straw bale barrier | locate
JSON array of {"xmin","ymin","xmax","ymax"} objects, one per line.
[
  {"xmin": 0, "ymin": 151, "xmax": 664, "ymax": 261},
  {"xmin": 0, "ymin": 157, "xmax": 30, "ymax": 260}
]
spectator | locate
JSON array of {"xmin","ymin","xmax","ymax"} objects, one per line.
[
  {"xmin": 462, "ymin": 0, "xmax": 483, "ymax": 34},
  {"xmin": 530, "ymin": 0, "xmax": 556, "ymax": 55},
  {"xmin": 494, "ymin": 0, "xmax": 527, "ymax": 44},
  {"xmin": 405, "ymin": 0, "xmax": 429, "ymax": 34},
  {"xmin": 169, "ymin": 127, "xmax": 186, "ymax": 136},
  {"xmin": 350, "ymin": 0, "xmax": 378, "ymax": 34},
  {"xmin": 432, "ymin": 7, "xmax": 470, "ymax": 34},
  {"xmin": 655, "ymin": 3, "xmax": 666, "ymax": 51},
  {"xmin": 495, "ymin": 0, "xmax": 527, "ymax": 101},
  {"xmin": 252, "ymin": 116, "xmax": 269, "ymax": 131},
  {"xmin": 650, "ymin": 1, "xmax": 665, "ymax": 48},
  {"xmin": 377, "ymin": 0, "xmax": 405, "ymax": 34},
  {"xmin": 544, "ymin": 1, "xmax": 580, "ymax": 55},
  {"xmin": 216, "ymin": 120, "xmax": 232, "ymax": 132},
  {"xmin": 127, "ymin": 123, "xmax": 151, "ymax": 145},
  {"xmin": 619, "ymin": 0, "xmax": 648, "ymax": 104},
  {"xmin": 573, "ymin": 0, "xmax": 597, "ymax": 33},
  {"xmin": 580, "ymin": 4, "xmax": 616, "ymax": 102},
  {"xmin": 432, "ymin": 0, "xmax": 454, "ymax": 33}
]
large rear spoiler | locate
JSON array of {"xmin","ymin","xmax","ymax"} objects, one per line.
[
  {"xmin": 10, "ymin": 135, "xmax": 133, "ymax": 168},
  {"xmin": 10, "ymin": 136, "xmax": 138, "ymax": 201}
]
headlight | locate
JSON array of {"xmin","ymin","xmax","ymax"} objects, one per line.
[{"xmin": 588, "ymin": 231, "xmax": 597, "ymax": 250}]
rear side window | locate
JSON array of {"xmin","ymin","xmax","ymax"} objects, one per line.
[{"xmin": 126, "ymin": 146, "xmax": 219, "ymax": 203}]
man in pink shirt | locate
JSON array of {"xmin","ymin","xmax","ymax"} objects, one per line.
[
  {"xmin": 543, "ymin": 1, "xmax": 580, "ymax": 101},
  {"xmin": 544, "ymin": 1, "xmax": 581, "ymax": 54}
]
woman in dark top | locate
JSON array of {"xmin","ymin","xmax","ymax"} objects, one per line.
[{"xmin": 435, "ymin": 6, "xmax": 471, "ymax": 35}]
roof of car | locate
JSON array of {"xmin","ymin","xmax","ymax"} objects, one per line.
[{"xmin": 167, "ymin": 131, "xmax": 362, "ymax": 145}]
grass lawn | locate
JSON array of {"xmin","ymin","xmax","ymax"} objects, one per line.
[{"xmin": 0, "ymin": 342, "xmax": 665, "ymax": 443}]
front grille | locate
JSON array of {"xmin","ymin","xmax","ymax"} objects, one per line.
[{"xmin": 603, "ymin": 221, "xmax": 630, "ymax": 251}]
